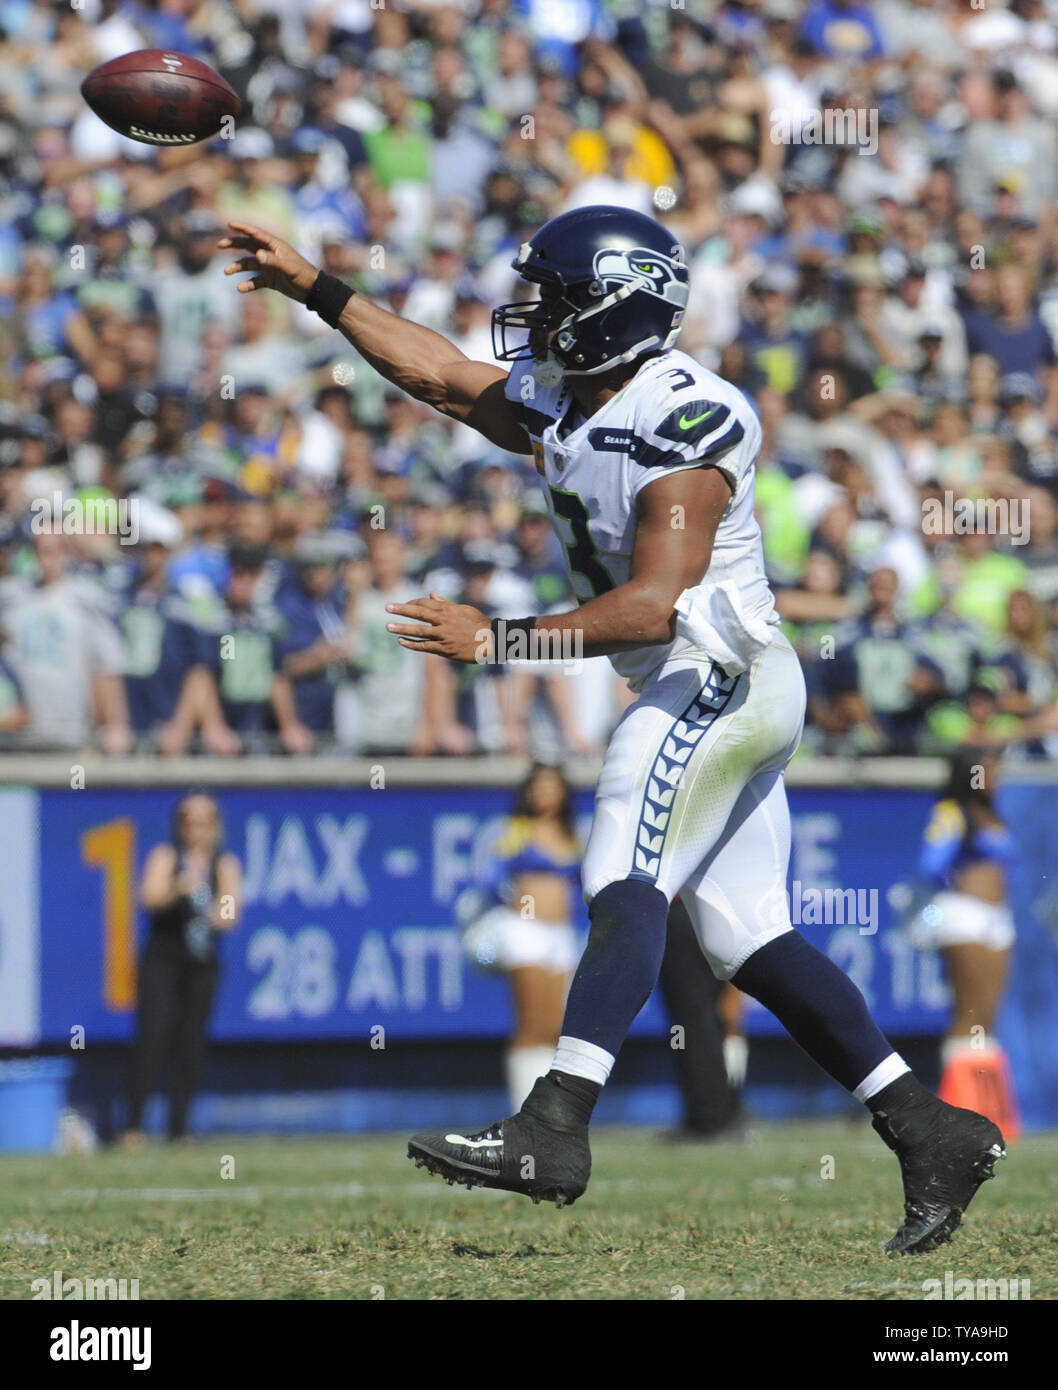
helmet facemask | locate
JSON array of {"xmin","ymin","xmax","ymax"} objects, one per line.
[{"xmin": 491, "ymin": 279, "xmax": 575, "ymax": 366}]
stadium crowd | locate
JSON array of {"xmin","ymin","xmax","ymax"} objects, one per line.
[{"xmin": 2, "ymin": 0, "xmax": 1058, "ymax": 759}]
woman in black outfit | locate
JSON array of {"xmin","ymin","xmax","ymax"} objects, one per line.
[{"xmin": 122, "ymin": 792, "xmax": 242, "ymax": 1146}]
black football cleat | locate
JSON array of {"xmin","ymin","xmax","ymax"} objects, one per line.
[
  {"xmin": 873, "ymin": 1097, "xmax": 1006, "ymax": 1256},
  {"xmin": 407, "ymin": 1082, "xmax": 591, "ymax": 1208}
]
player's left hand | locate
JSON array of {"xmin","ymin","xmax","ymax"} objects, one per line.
[{"xmin": 386, "ymin": 593, "xmax": 491, "ymax": 664}]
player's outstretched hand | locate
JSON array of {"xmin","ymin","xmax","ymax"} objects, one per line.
[
  {"xmin": 386, "ymin": 593, "xmax": 491, "ymax": 664},
  {"xmin": 219, "ymin": 221, "xmax": 319, "ymax": 303}
]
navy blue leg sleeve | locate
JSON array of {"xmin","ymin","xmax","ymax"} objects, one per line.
[
  {"xmin": 733, "ymin": 930, "xmax": 895, "ymax": 1093},
  {"xmin": 560, "ymin": 880, "xmax": 670, "ymax": 1058}
]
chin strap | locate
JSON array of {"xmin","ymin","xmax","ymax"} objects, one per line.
[{"xmin": 561, "ymin": 335, "xmax": 661, "ymax": 377}]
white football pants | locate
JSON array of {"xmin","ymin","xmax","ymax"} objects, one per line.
[{"xmin": 581, "ymin": 631, "xmax": 806, "ymax": 979}]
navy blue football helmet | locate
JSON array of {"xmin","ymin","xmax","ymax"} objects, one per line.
[{"xmin": 492, "ymin": 205, "xmax": 689, "ymax": 377}]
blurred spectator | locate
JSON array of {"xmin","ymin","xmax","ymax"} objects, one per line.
[
  {"xmin": 987, "ymin": 589, "xmax": 1058, "ymax": 755},
  {"xmin": 513, "ymin": 500, "xmax": 571, "ymax": 610},
  {"xmin": 960, "ymin": 264, "xmax": 1058, "ymax": 416},
  {"xmin": 118, "ymin": 498, "xmax": 202, "ymax": 751},
  {"xmin": 957, "ymin": 70, "xmax": 1055, "ymax": 222},
  {"xmin": 1020, "ymin": 488, "xmax": 1058, "ymax": 599},
  {"xmin": 222, "ymin": 294, "xmax": 307, "ymax": 399},
  {"xmin": 166, "ymin": 477, "xmax": 235, "ymax": 603},
  {"xmin": 0, "ymin": 628, "xmax": 28, "ymax": 743},
  {"xmin": 1, "ymin": 529, "xmax": 130, "ymax": 752},
  {"xmin": 880, "ymin": 259, "xmax": 968, "ymax": 385},
  {"xmin": 740, "ymin": 264, "xmax": 811, "ymax": 398},
  {"xmin": 216, "ymin": 127, "xmax": 296, "ymax": 240},
  {"xmin": 337, "ymin": 529, "xmax": 433, "ymax": 754},
  {"xmin": 153, "ymin": 211, "xmax": 240, "ymax": 391},
  {"xmin": 276, "ymin": 530, "xmax": 358, "ymax": 742},
  {"xmin": 561, "ymin": 116, "xmax": 658, "ymax": 216},
  {"xmin": 1000, "ymin": 372, "xmax": 1058, "ymax": 495},
  {"xmin": 800, "ymin": 1, "xmax": 885, "ymax": 60},
  {"xmin": 10, "ymin": 244, "xmax": 96, "ymax": 366},
  {"xmin": 807, "ymin": 565, "xmax": 943, "ymax": 753},
  {"xmin": 948, "ymin": 529, "xmax": 1030, "ymax": 637},
  {"xmin": 363, "ymin": 74, "xmax": 431, "ymax": 191},
  {"xmin": 169, "ymin": 544, "xmax": 311, "ymax": 756}
]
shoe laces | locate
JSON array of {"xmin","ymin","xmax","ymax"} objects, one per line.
[{"xmin": 467, "ymin": 1123, "xmax": 504, "ymax": 1144}]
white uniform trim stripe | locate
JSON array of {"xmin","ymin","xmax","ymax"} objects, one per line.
[{"xmin": 628, "ymin": 662, "xmax": 741, "ymax": 884}]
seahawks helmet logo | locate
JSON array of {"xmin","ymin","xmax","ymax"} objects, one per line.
[{"xmin": 590, "ymin": 247, "xmax": 688, "ymax": 307}]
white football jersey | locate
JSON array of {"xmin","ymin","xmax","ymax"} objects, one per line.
[{"xmin": 504, "ymin": 349, "xmax": 779, "ymax": 691}]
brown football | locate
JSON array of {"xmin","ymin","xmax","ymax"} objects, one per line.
[{"xmin": 81, "ymin": 49, "xmax": 240, "ymax": 146}]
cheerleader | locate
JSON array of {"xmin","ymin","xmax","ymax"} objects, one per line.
[
  {"xmin": 461, "ymin": 766, "xmax": 582, "ymax": 1111},
  {"xmin": 910, "ymin": 748, "xmax": 1019, "ymax": 1135}
]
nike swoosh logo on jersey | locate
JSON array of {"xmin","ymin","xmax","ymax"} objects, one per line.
[
  {"xmin": 444, "ymin": 1134, "xmax": 503, "ymax": 1148},
  {"xmin": 679, "ymin": 406, "xmax": 719, "ymax": 430}
]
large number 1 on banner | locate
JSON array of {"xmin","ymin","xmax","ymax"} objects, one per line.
[{"xmin": 80, "ymin": 819, "xmax": 137, "ymax": 1011}]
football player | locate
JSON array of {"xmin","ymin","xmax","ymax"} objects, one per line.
[{"xmin": 221, "ymin": 206, "xmax": 1004, "ymax": 1254}]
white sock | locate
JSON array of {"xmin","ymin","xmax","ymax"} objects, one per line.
[
  {"xmin": 723, "ymin": 1035, "xmax": 749, "ymax": 1088},
  {"xmin": 853, "ymin": 1052, "xmax": 910, "ymax": 1105},
  {"xmin": 506, "ymin": 1045, "xmax": 555, "ymax": 1113},
  {"xmin": 551, "ymin": 1035, "xmax": 615, "ymax": 1087}
]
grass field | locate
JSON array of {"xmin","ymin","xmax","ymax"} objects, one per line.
[{"xmin": 1, "ymin": 1122, "xmax": 1055, "ymax": 1301}]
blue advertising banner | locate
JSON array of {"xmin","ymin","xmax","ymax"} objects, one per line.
[
  {"xmin": 37, "ymin": 784, "xmax": 959, "ymax": 1046},
  {"xmin": 7, "ymin": 776, "xmax": 1050, "ymax": 1127}
]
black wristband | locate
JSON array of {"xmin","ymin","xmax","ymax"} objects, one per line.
[
  {"xmin": 489, "ymin": 616, "xmax": 537, "ymax": 664},
  {"xmin": 305, "ymin": 270, "xmax": 355, "ymax": 328}
]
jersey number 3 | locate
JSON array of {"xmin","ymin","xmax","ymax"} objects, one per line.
[{"xmin": 548, "ymin": 486, "xmax": 615, "ymax": 601}]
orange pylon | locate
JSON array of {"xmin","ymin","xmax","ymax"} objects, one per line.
[{"xmin": 939, "ymin": 1042, "xmax": 1021, "ymax": 1143}]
